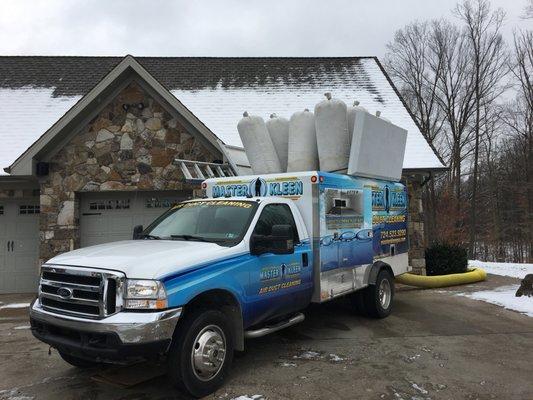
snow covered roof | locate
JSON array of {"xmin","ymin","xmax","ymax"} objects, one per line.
[
  {"xmin": 0, "ymin": 56, "xmax": 445, "ymax": 175},
  {"xmin": 0, "ymin": 87, "xmax": 81, "ymax": 175}
]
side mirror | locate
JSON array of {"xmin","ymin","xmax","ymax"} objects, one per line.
[
  {"xmin": 251, "ymin": 224, "xmax": 294, "ymax": 255},
  {"xmin": 132, "ymin": 225, "xmax": 144, "ymax": 240}
]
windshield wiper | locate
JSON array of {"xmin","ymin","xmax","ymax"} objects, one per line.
[
  {"xmin": 142, "ymin": 234, "xmax": 161, "ymax": 240},
  {"xmin": 170, "ymin": 234, "xmax": 214, "ymax": 243}
]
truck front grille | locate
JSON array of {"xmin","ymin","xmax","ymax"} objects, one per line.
[{"xmin": 39, "ymin": 266, "xmax": 124, "ymax": 319}]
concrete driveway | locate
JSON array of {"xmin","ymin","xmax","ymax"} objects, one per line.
[{"xmin": 1, "ymin": 274, "xmax": 531, "ymax": 400}]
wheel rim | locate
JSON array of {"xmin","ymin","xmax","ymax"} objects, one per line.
[
  {"xmin": 378, "ymin": 278, "xmax": 391, "ymax": 309},
  {"xmin": 191, "ymin": 324, "xmax": 226, "ymax": 381}
]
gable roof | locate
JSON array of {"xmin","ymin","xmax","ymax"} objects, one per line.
[{"xmin": 0, "ymin": 55, "xmax": 446, "ymax": 176}]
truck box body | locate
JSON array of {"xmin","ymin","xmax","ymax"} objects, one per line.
[{"xmin": 204, "ymin": 171, "xmax": 409, "ymax": 303}]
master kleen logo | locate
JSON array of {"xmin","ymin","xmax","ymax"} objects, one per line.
[{"xmin": 212, "ymin": 177, "xmax": 303, "ymax": 198}]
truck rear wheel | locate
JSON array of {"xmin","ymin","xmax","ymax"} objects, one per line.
[
  {"xmin": 352, "ymin": 269, "xmax": 394, "ymax": 318},
  {"xmin": 167, "ymin": 309, "xmax": 234, "ymax": 398}
]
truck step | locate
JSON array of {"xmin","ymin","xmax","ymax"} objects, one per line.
[{"xmin": 244, "ymin": 313, "xmax": 305, "ymax": 339}]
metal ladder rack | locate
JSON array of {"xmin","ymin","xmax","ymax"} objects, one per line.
[{"xmin": 175, "ymin": 159, "xmax": 236, "ymax": 184}]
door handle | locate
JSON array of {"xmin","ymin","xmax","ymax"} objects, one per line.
[{"xmin": 302, "ymin": 252, "xmax": 309, "ymax": 267}]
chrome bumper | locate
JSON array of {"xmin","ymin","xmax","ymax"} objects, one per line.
[{"xmin": 30, "ymin": 300, "xmax": 182, "ymax": 344}]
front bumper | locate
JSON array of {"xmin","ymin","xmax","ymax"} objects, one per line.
[{"xmin": 30, "ymin": 300, "xmax": 182, "ymax": 361}]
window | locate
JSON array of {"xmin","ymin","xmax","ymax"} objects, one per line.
[
  {"xmin": 89, "ymin": 199, "xmax": 130, "ymax": 210},
  {"xmin": 145, "ymin": 200, "xmax": 258, "ymax": 244},
  {"xmin": 0, "ymin": 205, "xmax": 4, "ymax": 215},
  {"xmin": 334, "ymin": 199, "xmax": 347, "ymax": 208},
  {"xmin": 19, "ymin": 205, "xmax": 40, "ymax": 215},
  {"xmin": 253, "ymin": 204, "xmax": 299, "ymax": 243}
]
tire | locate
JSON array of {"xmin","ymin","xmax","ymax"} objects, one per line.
[
  {"xmin": 167, "ymin": 309, "xmax": 234, "ymax": 398},
  {"xmin": 353, "ymin": 269, "xmax": 394, "ymax": 319},
  {"xmin": 58, "ymin": 351, "xmax": 100, "ymax": 368}
]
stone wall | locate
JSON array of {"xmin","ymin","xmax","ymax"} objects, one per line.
[
  {"xmin": 404, "ymin": 176, "xmax": 426, "ymax": 275},
  {"xmin": 38, "ymin": 83, "xmax": 216, "ymax": 263}
]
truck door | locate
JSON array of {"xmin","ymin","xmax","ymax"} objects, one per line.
[{"xmin": 245, "ymin": 203, "xmax": 313, "ymax": 327}]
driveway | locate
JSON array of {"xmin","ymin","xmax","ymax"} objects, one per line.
[{"xmin": 1, "ymin": 275, "xmax": 531, "ymax": 400}]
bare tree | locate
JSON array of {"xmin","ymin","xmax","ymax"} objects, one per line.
[
  {"xmin": 385, "ymin": 21, "xmax": 448, "ymax": 243},
  {"xmin": 455, "ymin": 0, "xmax": 508, "ymax": 258},
  {"xmin": 432, "ymin": 20, "xmax": 477, "ymax": 212},
  {"xmin": 523, "ymin": 0, "xmax": 533, "ymax": 19},
  {"xmin": 504, "ymin": 29, "xmax": 533, "ymax": 261},
  {"xmin": 385, "ymin": 21, "xmax": 446, "ymax": 145}
]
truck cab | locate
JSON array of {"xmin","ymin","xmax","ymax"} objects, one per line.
[{"xmin": 30, "ymin": 171, "xmax": 409, "ymax": 398}]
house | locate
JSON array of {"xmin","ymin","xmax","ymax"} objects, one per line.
[{"xmin": 0, "ymin": 55, "xmax": 445, "ymax": 294}]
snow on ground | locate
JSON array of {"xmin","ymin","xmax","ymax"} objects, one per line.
[
  {"xmin": 231, "ymin": 396, "xmax": 264, "ymax": 400},
  {"xmin": 458, "ymin": 285, "xmax": 533, "ymax": 317},
  {"xmin": 0, "ymin": 303, "xmax": 31, "ymax": 310},
  {"xmin": 13, "ymin": 325, "xmax": 31, "ymax": 330},
  {"xmin": 469, "ymin": 260, "xmax": 533, "ymax": 279},
  {"xmin": 462, "ymin": 261, "xmax": 533, "ymax": 317}
]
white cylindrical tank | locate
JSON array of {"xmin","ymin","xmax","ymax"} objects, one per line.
[
  {"xmin": 237, "ymin": 112, "xmax": 282, "ymax": 174},
  {"xmin": 314, "ymin": 93, "xmax": 350, "ymax": 172},
  {"xmin": 287, "ymin": 109, "xmax": 318, "ymax": 172},
  {"xmin": 266, "ymin": 114, "xmax": 289, "ymax": 172},
  {"xmin": 346, "ymin": 100, "xmax": 368, "ymax": 141}
]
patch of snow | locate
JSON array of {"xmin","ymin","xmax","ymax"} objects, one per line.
[
  {"xmin": 469, "ymin": 260, "xmax": 533, "ymax": 279},
  {"xmin": 0, "ymin": 388, "xmax": 34, "ymax": 400},
  {"xmin": 13, "ymin": 325, "xmax": 31, "ymax": 330},
  {"xmin": 0, "ymin": 303, "xmax": 31, "ymax": 310},
  {"xmin": 0, "ymin": 87, "xmax": 81, "ymax": 174},
  {"xmin": 293, "ymin": 350, "xmax": 322, "ymax": 360},
  {"xmin": 410, "ymin": 382, "xmax": 428, "ymax": 395},
  {"xmin": 328, "ymin": 353, "xmax": 344, "ymax": 362},
  {"xmin": 231, "ymin": 396, "xmax": 264, "ymax": 400},
  {"xmin": 279, "ymin": 362, "xmax": 297, "ymax": 367},
  {"xmin": 401, "ymin": 354, "xmax": 421, "ymax": 363},
  {"xmin": 458, "ymin": 285, "xmax": 533, "ymax": 317}
]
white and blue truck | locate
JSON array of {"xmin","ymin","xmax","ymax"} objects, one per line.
[{"xmin": 30, "ymin": 170, "xmax": 409, "ymax": 398}]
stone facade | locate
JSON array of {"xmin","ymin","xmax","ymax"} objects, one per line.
[
  {"xmin": 404, "ymin": 176, "xmax": 426, "ymax": 275},
  {"xmin": 38, "ymin": 83, "xmax": 216, "ymax": 263}
]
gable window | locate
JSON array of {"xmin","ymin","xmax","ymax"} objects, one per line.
[{"xmin": 19, "ymin": 205, "xmax": 40, "ymax": 215}]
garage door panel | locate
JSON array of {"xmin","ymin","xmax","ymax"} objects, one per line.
[
  {"xmin": 0, "ymin": 200, "xmax": 39, "ymax": 294},
  {"xmin": 14, "ymin": 273, "xmax": 38, "ymax": 292},
  {"xmin": 13, "ymin": 254, "xmax": 39, "ymax": 274},
  {"xmin": 14, "ymin": 218, "xmax": 39, "ymax": 237},
  {"xmin": 107, "ymin": 215, "xmax": 136, "ymax": 233},
  {"xmin": 80, "ymin": 191, "xmax": 188, "ymax": 248}
]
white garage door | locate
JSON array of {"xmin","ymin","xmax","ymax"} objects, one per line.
[
  {"xmin": 80, "ymin": 191, "xmax": 189, "ymax": 247},
  {"xmin": 0, "ymin": 200, "xmax": 40, "ymax": 293}
]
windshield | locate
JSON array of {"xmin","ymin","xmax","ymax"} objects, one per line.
[{"xmin": 144, "ymin": 200, "xmax": 258, "ymax": 245}]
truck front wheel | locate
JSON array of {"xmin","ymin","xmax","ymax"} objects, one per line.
[
  {"xmin": 167, "ymin": 309, "xmax": 234, "ymax": 398},
  {"xmin": 352, "ymin": 269, "xmax": 394, "ymax": 318}
]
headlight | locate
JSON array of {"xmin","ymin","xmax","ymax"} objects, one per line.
[{"xmin": 124, "ymin": 279, "xmax": 167, "ymax": 310}]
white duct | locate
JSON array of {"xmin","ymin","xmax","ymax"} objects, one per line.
[
  {"xmin": 347, "ymin": 100, "xmax": 367, "ymax": 141},
  {"xmin": 287, "ymin": 109, "xmax": 319, "ymax": 172},
  {"xmin": 266, "ymin": 114, "xmax": 289, "ymax": 172},
  {"xmin": 237, "ymin": 112, "xmax": 282, "ymax": 174},
  {"xmin": 348, "ymin": 109, "xmax": 407, "ymax": 181},
  {"xmin": 314, "ymin": 93, "xmax": 350, "ymax": 172}
]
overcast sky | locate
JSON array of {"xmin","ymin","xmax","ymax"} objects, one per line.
[{"xmin": 0, "ymin": 0, "xmax": 529, "ymax": 58}]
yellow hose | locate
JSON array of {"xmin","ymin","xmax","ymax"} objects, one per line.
[{"xmin": 396, "ymin": 268, "xmax": 487, "ymax": 288}]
